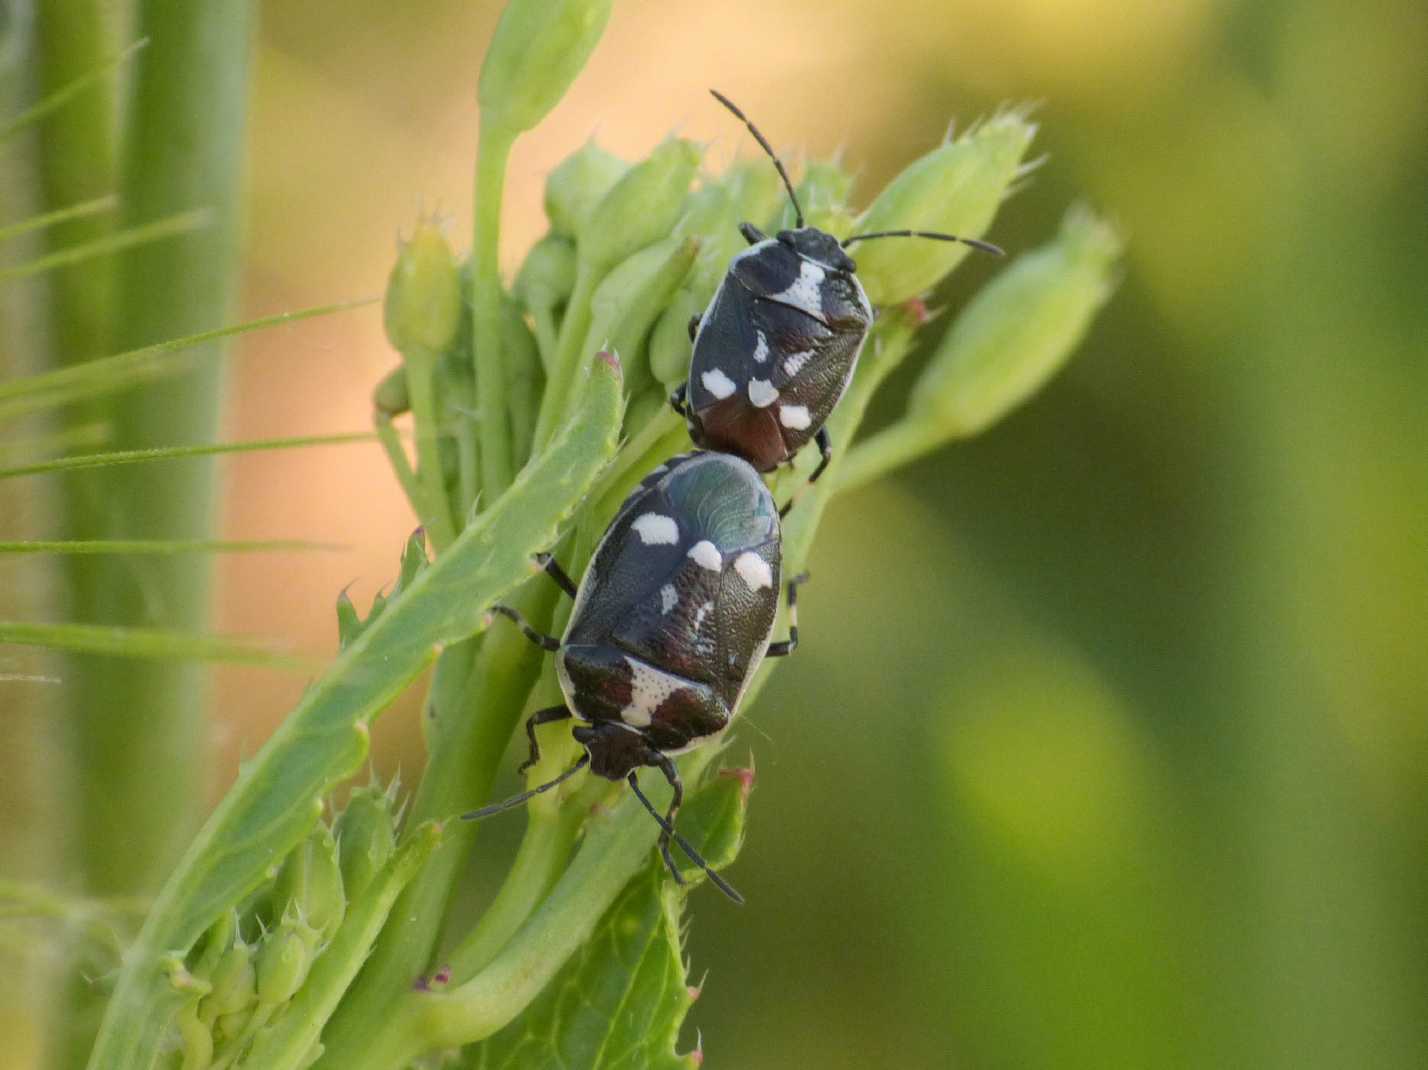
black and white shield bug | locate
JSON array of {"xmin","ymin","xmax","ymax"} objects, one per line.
[
  {"xmin": 462, "ymin": 451, "xmax": 807, "ymax": 904},
  {"xmin": 672, "ymin": 90, "xmax": 1003, "ymax": 503}
]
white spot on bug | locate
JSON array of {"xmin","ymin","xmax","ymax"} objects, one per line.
[
  {"xmin": 779, "ymin": 404, "xmax": 812, "ymax": 430},
  {"xmin": 693, "ymin": 600, "xmax": 714, "ymax": 633},
  {"xmin": 782, "ymin": 350, "xmax": 814, "ymax": 377},
  {"xmin": 701, "ymin": 368, "xmax": 736, "ymax": 399},
  {"xmin": 632, "ymin": 512, "xmax": 678, "ymax": 545},
  {"xmin": 621, "ymin": 657, "xmax": 680, "ymax": 728},
  {"xmin": 734, "ymin": 551, "xmax": 773, "ymax": 591},
  {"xmin": 747, "ymin": 378, "xmax": 779, "ymax": 408},
  {"xmin": 752, "ymin": 331, "xmax": 769, "ymax": 363},
  {"xmin": 660, "ymin": 583, "xmax": 678, "ymax": 614},
  {"xmin": 771, "ymin": 259, "xmax": 827, "ymax": 319},
  {"xmin": 687, "ymin": 540, "xmax": 722, "ymax": 571}
]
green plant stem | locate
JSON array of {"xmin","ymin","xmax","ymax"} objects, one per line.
[
  {"xmin": 53, "ymin": 7, "xmax": 255, "ymax": 1065},
  {"xmin": 531, "ymin": 263, "xmax": 597, "ymax": 450},
  {"xmin": 354, "ymin": 751, "xmax": 717, "ymax": 1067},
  {"xmin": 402, "ymin": 346, "xmax": 458, "ymax": 550},
  {"xmin": 315, "ymin": 587, "xmax": 556, "ymax": 1067},
  {"xmin": 470, "ymin": 121, "xmax": 517, "ymax": 504},
  {"xmin": 33, "ymin": 1, "xmax": 117, "ymax": 368},
  {"xmin": 374, "ymin": 414, "xmax": 424, "ymax": 516},
  {"xmin": 833, "ymin": 417, "xmax": 939, "ymax": 494},
  {"xmin": 445, "ymin": 770, "xmax": 602, "ymax": 980}
]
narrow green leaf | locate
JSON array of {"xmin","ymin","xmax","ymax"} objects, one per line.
[
  {"xmin": 0, "ymin": 195, "xmax": 117, "ymax": 244},
  {"xmin": 86, "ymin": 353, "xmax": 624, "ymax": 1070},
  {"xmin": 0, "ymin": 539, "xmax": 341, "ymax": 555},
  {"xmin": 0, "ymin": 298, "xmax": 375, "ymax": 415},
  {"xmin": 0, "ymin": 431, "xmax": 375, "ymax": 481},
  {"xmin": 0, "ymin": 38, "xmax": 146, "ymax": 143},
  {"xmin": 0, "ymin": 621, "xmax": 305, "ymax": 669},
  {"xmin": 0, "ymin": 208, "xmax": 210, "ymax": 282}
]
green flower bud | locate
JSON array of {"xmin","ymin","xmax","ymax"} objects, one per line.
[
  {"xmin": 667, "ymin": 765, "xmax": 752, "ymax": 884},
  {"xmin": 372, "ymin": 365, "xmax": 410, "ymax": 417},
  {"xmin": 478, "ymin": 0, "xmax": 614, "ymax": 135},
  {"xmin": 384, "ymin": 222, "xmax": 462, "ymax": 356},
  {"xmin": 256, "ymin": 925, "xmax": 312, "ymax": 1007},
  {"xmin": 781, "ymin": 158, "xmax": 856, "ymax": 235},
  {"xmin": 723, "ymin": 158, "xmax": 788, "ymax": 232},
  {"xmin": 334, "ymin": 785, "xmax": 397, "ymax": 902},
  {"xmin": 648, "ymin": 288, "xmax": 703, "ymax": 387},
  {"xmin": 673, "ymin": 184, "xmax": 744, "ymax": 298},
  {"xmin": 190, "ymin": 910, "xmax": 235, "ymax": 979},
  {"xmin": 854, "ymin": 110, "xmax": 1037, "ymax": 305},
  {"xmin": 215, "ymin": 1010, "xmax": 250, "ymax": 1044},
  {"xmin": 273, "ymin": 824, "xmax": 346, "ymax": 944},
  {"xmin": 514, "ymin": 233, "xmax": 578, "ymax": 316},
  {"xmin": 578, "ymin": 138, "xmax": 701, "ymax": 271},
  {"xmin": 910, "ymin": 205, "xmax": 1121, "ymax": 436},
  {"xmin": 200, "ymin": 939, "xmax": 256, "ymax": 1021},
  {"xmin": 176, "ymin": 1002, "xmax": 213, "ymax": 1070},
  {"xmin": 544, "ymin": 143, "xmax": 628, "ymax": 239},
  {"xmin": 586, "ymin": 235, "xmax": 700, "ymax": 395}
]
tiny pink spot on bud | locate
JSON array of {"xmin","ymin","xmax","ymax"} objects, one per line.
[
  {"xmin": 687, "ymin": 984, "xmax": 702, "ymax": 1001},
  {"xmin": 902, "ymin": 297, "xmax": 930, "ymax": 325},
  {"xmin": 597, "ymin": 348, "xmax": 623, "ymax": 377},
  {"xmin": 412, "ymin": 976, "xmax": 430, "ymax": 993},
  {"xmin": 719, "ymin": 766, "xmax": 756, "ymax": 802},
  {"xmin": 432, "ymin": 964, "xmax": 452, "ymax": 986}
]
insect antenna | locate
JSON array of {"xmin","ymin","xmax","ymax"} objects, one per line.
[
  {"xmin": 627, "ymin": 775, "xmax": 745, "ymax": 905},
  {"xmin": 460, "ymin": 752, "xmax": 590, "ymax": 820},
  {"xmin": 710, "ymin": 88, "xmax": 804, "ymax": 229},
  {"xmin": 842, "ymin": 229, "xmax": 1004, "ymax": 256}
]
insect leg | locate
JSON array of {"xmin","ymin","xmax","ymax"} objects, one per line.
[
  {"xmin": 488, "ymin": 603, "xmax": 560, "ymax": 651},
  {"xmin": 778, "ymin": 429, "xmax": 834, "ymax": 519},
  {"xmin": 669, "ymin": 381, "xmax": 689, "ymax": 417},
  {"xmin": 461, "ymin": 753, "xmax": 590, "ymax": 820},
  {"xmin": 766, "ymin": 572, "xmax": 810, "ymax": 657},
  {"xmin": 533, "ymin": 552, "xmax": 578, "ymax": 600},
  {"xmin": 807, "ymin": 427, "xmax": 833, "ymax": 486},
  {"xmin": 626, "ymin": 762, "xmax": 745, "ymax": 904},
  {"xmin": 739, "ymin": 222, "xmax": 768, "ymax": 245},
  {"xmin": 518, "ymin": 704, "xmax": 573, "ymax": 774}
]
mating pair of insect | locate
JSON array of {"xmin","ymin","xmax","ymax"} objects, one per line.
[{"xmin": 462, "ymin": 91, "xmax": 1002, "ymax": 904}]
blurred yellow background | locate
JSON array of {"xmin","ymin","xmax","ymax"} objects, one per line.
[{"xmin": 189, "ymin": 0, "xmax": 1427, "ymax": 1065}]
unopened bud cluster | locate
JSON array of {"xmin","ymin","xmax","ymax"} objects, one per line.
[{"xmin": 170, "ymin": 779, "xmax": 405, "ymax": 1069}]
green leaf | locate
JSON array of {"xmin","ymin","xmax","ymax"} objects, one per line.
[
  {"xmin": 0, "ymin": 539, "xmax": 341, "ymax": 555},
  {"xmin": 0, "ymin": 621, "xmax": 306, "ymax": 669},
  {"xmin": 0, "ymin": 37, "xmax": 146, "ymax": 143},
  {"xmin": 0, "ymin": 431, "xmax": 375, "ymax": 481},
  {"xmin": 464, "ymin": 770, "xmax": 750, "ymax": 1070},
  {"xmin": 0, "ymin": 195, "xmax": 117, "ymax": 244},
  {"xmin": 86, "ymin": 352, "xmax": 624, "ymax": 1070},
  {"xmin": 0, "ymin": 298, "xmax": 375, "ymax": 424},
  {"xmin": 0, "ymin": 208, "xmax": 211, "ymax": 282}
]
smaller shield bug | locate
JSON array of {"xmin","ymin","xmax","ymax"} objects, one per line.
[
  {"xmin": 672, "ymin": 90, "xmax": 1003, "ymax": 509},
  {"xmin": 462, "ymin": 451, "xmax": 807, "ymax": 904}
]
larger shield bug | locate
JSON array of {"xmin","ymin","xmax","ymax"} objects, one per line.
[
  {"xmin": 463, "ymin": 451, "xmax": 807, "ymax": 903},
  {"xmin": 672, "ymin": 90, "xmax": 1003, "ymax": 504}
]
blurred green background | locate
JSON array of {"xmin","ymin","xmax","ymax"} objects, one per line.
[{"xmin": 6, "ymin": 0, "xmax": 1427, "ymax": 1066}]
